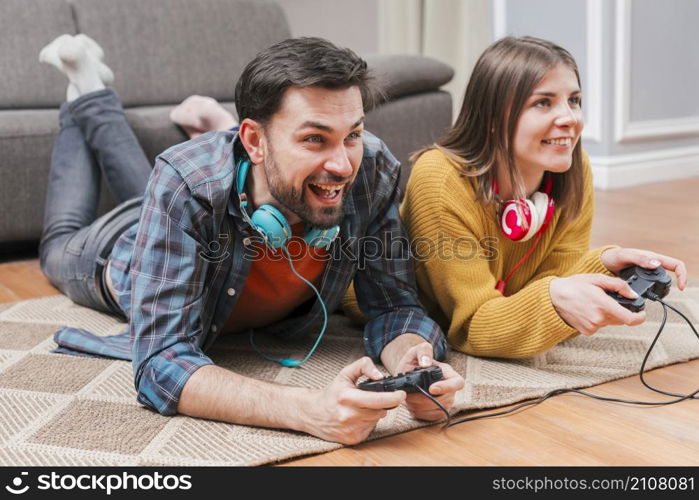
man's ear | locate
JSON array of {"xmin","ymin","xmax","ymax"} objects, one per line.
[{"xmin": 238, "ymin": 118, "xmax": 266, "ymax": 164}]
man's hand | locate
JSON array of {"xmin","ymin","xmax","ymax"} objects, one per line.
[
  {"xmin": 601, "ymin": 248, "xmax": 687, "ymax": 291},
  {"xmin": 302, "ymin": 357, "xmax": 406, "ymax": 445},
  {"xmin": 550, "ymin": 273, "xmax": 646, "ymax": 335},
  {"xmin": 381, "ymin": 335, "xmax": 464, "ymax": 421}
]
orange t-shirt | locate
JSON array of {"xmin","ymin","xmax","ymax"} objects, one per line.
[{"xmin": 224, "ymin": 224, "xmax": 329, "ymax": 333}]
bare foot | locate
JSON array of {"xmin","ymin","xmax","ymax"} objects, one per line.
[{"xmin": 170, "ymin": 95, "xmax": 238, "ymax": 139}]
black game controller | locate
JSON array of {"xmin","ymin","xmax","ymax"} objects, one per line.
[
  {"xmin": 358, "ymin": 366, "xmax": 444, "ymax": 393},
  {"xmin": 607, "ymin": 265, "xmax": 672, "ymax": 312}
]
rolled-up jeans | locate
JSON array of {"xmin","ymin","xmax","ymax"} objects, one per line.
[{"xmin": 39, "ymin": 89, "xmax": 151, "ymax": 316}]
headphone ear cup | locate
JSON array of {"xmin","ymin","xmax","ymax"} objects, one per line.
[
  {"xmin": 541, "ymin": 195, "xmax": 555, "ymax": 232},
  {"xmin": 500, "ymin": 199, "xmax": 532, "ymax": 241},
  {"xmin": 250, "ymin": 204, "xmax": 292, "ymax": 248},
  {"xmin": 532, "ymin": 192, "xmax": 548, "ymax": 222},
  {"xmin": 519, "ymin": 198, "xmax": 540, "ymax": 242},
  {"xmin": 304, "ymin": 226, "xmax": 340, "ymax": 249}
]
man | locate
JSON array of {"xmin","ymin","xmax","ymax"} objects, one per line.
[{"xmin": 40, "ymin": 34, "xmax": 463, "ymax": 445}]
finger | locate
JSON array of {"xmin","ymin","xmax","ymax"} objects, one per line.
[
  {"xmin": 409, "ymin": 408, "xmax": 448, "ymax": 421},
  {"xmin": 357, "ymin": 408, "xmax": 388, "ymax": 422},
  {"xmin": 592, "ymin": 275, "xmax": 639, "ymax": 299},
  {"xmin": 624, "ymin": 310, "xmax": 646, "ymax": 326},
  {"xmin": 674, "ymin": 261, "xmax": 688, "ymax": 291},
  {"xmin": 433, "ymin": 361, "xmax": 461, "ymax": 379},
  {"xmin": 428, "ymin": 376, "xmax": 464, "ymax": 396},
  {"xmin": 580, "ymin": 320, "xmax": 600, "ymax": 336},
  {"xmin": 407, "ymin": 405, "xmax": 447, "ymax": 420},
  {"xmin": 614, "ymin": 248, "xmax": 662, "ymax": 269},
  {"xmin": 413, "ymin": 342, "xmax": 434, "ymax": 368},
  {"xmin": 606, "ymin": 302, "xmax": 646, "ymax": 326},
  {"xmin": 625, "ymin": 250, "xmax": 687, "ymax": 292},
  {"xmin": 405, "ymin": 396, "xmax": 451, "ymax": 415},
  {"xmin": 341, "ymin": 388, "xmax": 407, "ymax": 410},
  {"xmin": 422, "ymin": 363, "xmax": 464, "ymax": 395},
  {"xmin": 340, "ymin": 356, "xmax": 383, "ymax": 384},
  {"xmin": 408, "ymin": 393, "xmax": 455, "ymax": 414},
  {"xmin": 405, "ymin": 388, "xmax": 454, "ymax": 403},
  {"xmin": 651, "ymin": 254, "xmax": 688, "ymax": 291}
]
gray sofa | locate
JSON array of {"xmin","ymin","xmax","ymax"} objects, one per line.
[{"xmin": 0, "ymin": 0, "xmax": 453, "ymax": 251}]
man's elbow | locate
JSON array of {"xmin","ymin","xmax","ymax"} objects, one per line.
[{"xmin": 133, "ymin": 362, "xmax": 181, "ymax": 416}]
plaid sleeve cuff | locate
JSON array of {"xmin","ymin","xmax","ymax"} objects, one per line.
[
  {"xmin": 135, "ymin": 341, "xmax": 214, "ymax": 416},
  {"xmin": 362, "ymin": 307, "xmax": 448, "ymax": 362}
]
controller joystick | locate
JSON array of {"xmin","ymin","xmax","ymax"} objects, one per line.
[
  {"xmin": 607, "ymin": 265, "xmax": 672, "ymax": 312},
  {"xmin": 357, "ymin": 366, "xmax": 444, "ymax": 393}
]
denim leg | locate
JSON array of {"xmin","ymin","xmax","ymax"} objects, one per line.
[
  {"xmin": 38, "ymin": 101, "xmax": 107, "ymax": 311},
  {"xmin": 39, "ymin": 101, "xmax": 101, "ymax": 273},
  {"xmin": 39, "ymin": 90, "xmax": 145, "ymax": 314},
  {"xmin": 69, "ymin": 88, "xmax": 151, "ymax": 203}
]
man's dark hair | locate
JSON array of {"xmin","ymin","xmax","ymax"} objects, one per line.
[{"xmin": 234, "ymin": 37, "xmax": 380, "ymax": 124}]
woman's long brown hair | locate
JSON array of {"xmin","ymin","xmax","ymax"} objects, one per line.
[{"xmin": 413, "ymin": 36, "xmax": 585, "ymax": 224}]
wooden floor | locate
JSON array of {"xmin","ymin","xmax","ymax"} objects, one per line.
[{"xmin": 2, "ymin": 176, "xmax": 699, "ymax": 465}]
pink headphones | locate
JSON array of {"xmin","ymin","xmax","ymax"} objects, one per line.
[
  {"xmin": 493, "ymin": 174, "xmax": 555, "ymax": 295},
  {"xmin": 494, "ymin": 174, "xmax": 555, "ymax": 242}
]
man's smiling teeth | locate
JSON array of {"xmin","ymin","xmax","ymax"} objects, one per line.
[
  {"xmin": 309, "ymin": 182, "xmax": 343, "ymax": 198},
  {"xmin": 542, "ymin": 138, "xmax": 572, "ymax": 146}
]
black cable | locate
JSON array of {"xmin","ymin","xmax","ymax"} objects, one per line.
[
  {"xmin": 639, "ymin": 294, "xmax": 699, "ymax": 398},
  {"xmin": 414, "ymin": 385, "xmax": 451, "ymax": 429},
  {"xmin": 447, "ymin": 295, "xmax": 699, "ymax": 429},
  {"xmin": 447, "ymin": 389, "xmax": 569, "ymax": 426}
]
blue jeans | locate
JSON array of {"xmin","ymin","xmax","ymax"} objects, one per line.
[{"xmin": 39, "ymin": 89, "xmax": 151, "ymax": 316}]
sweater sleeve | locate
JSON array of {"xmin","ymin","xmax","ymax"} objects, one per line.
[{"xmin": 404, "ymin": 151, "xmax": 611, "ymax": 359}]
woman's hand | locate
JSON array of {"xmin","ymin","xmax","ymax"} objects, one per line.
[
  {"xmin": 549, "ymin": 273, "xmax": 646, "ymax": 335},
  {"xmin": 601, "ymin": 248, "xmax": 687, "ymax": 291}
]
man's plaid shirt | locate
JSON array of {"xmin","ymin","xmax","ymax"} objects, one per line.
[{"xmin": 54, "ymin": 129, "xmax": 447, "ymax": 415}]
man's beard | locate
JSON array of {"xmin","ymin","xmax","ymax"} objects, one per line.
[{"xmin": 263, "ymin": 144, "xmax": 350, "ymax": 230}]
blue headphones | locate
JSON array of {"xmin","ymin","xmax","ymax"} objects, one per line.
[
  {"xmin": 235, "ymin": 153, "xmax": 333, "ymax": 367},
  {"xmin": 236, "ymin": 156, "xmax": 340, "ymax": 249}
]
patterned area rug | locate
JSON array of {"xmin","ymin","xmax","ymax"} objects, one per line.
[{"xmin": 0, "ymin": 284, "xmax": 697, "ymax": 466}]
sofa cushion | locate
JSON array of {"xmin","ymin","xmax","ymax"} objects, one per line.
[
  {"xmin": 125, "ymin": 102, "xmax": 237, "ymax": 165},
  {"xmin": 125, "ymin": 106, "xmax": 189, "ymax": 167},
  {"xmin": 364, "ymin": 55, "xmax": 454, "ymax": 100},
  {"xmin": 71, "ymin": 0, "xmax": 291, "ymax": 107},
  {"xmin": 365, "ymin": 90, "xmax": 452, "ymax": 194},
  {"xmin": 0, "ymin": 0, "xmax": 76, "ymax": 109},
  {"xmin": 0, "ymin": 110, "xmax": 117, "ymax": 243},
  {"xmin": 0, "ymin": 110, "xmax": 58, "ymax": 241}
]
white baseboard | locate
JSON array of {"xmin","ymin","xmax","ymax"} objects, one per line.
[{"xmin": 589, "ymin": 146, "xmax": 699, "ymax": 190}]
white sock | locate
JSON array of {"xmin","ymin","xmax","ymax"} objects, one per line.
[
  {"xmin": 39, "ymin": 34, "xmax": 113, "ymax": 101},
  {"xmin": 75, "ymin": 34, "xmax": 114, "ymax": 85},
  {"xmin": 66, "ymin": 83, "xmax": 79, "ymax": 102}
]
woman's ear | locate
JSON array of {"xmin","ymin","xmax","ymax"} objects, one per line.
[{"xmin": 238, "ymin": 118, "xmax": 266, "ymax": 164}]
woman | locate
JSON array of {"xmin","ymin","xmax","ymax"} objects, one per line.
[{"xmin": 348, "ymin": 36, "xmax": 687, "ymax": 358}]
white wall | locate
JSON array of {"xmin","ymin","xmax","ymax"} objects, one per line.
[
  {"xmin": 494, "ymin": 0, "xmax": 699, "ymax": 189},
  {"xmin": 277, "ymin": 0, "xmax": 699, "ymax": 189},
  {"xmin": 274, "ymin": 0, "xmax": 379, "ymax": 55}
]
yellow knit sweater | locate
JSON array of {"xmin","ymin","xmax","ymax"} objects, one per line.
[
  {"xmin": 399, "ymin": 148, "xmax": 616, "ymax": 358},
  {"xmin": 343, "ymin": 148, "xmax": 617, "ymax": 358}
]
